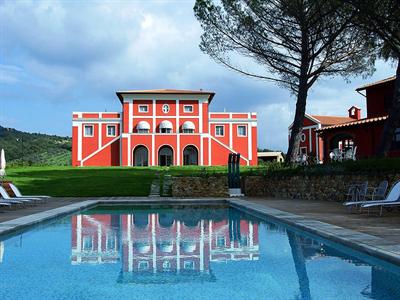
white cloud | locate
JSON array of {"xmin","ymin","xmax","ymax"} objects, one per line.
[{"xmin": 0, "ymin": 0, "xmax": 396, "ymax": 149}]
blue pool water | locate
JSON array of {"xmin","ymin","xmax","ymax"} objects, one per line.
[{"xmin": 1, "ymin": 205, "xmax": 400, "ymax": 300}]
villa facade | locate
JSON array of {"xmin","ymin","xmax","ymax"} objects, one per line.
[{"xmin": 72, "ymin": 89, "xmax": 258, "ymax": 167}]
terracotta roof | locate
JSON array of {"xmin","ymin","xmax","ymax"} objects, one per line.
[
  {"xmin": 310, "ymin": 115, "xmax": 354, "ymax": 126},
  {"xmin": 116, "ymin": 89, "xmax": 215, "ymax": 102},
  {"xmin": 316, "ymin": 115, "xmax": 388, "ymax": 131},
  {"xmin": 356, "ymin": 76, "xmax": 396, "ymax": 91}
]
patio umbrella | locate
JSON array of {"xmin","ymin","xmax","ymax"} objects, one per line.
[{"xmin": 0, "ymin": 149, "xmax": 5, "ymax": 178}]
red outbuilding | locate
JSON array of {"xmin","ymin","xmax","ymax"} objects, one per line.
[
  {"xmin": 72, "ymin": 89, "xmax": 258, "ymax": 167},
  {"xmin": 289, "ymin": 76, "xmax": 399, "ymax": 162}
]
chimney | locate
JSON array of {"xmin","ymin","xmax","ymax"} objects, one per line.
[{"xmin": 348, "ymin": 106, "xmax": 361, "ymax": 120}]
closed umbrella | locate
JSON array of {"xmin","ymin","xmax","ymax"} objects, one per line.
[{"xmin": 0, "ymin": 149, "xmax": 6, "ymax": 177}]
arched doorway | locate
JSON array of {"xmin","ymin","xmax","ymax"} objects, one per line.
[
  {"xmin": 133, "ymin": 146, "xmax": 149, "ymax": 166},
  {"xmin": 183, "ymin": 145, "xmax": 198, "ymax": 165},
  {"xmin": 158, "ymin": 145, "xmax": 173, "ymax": 166}
]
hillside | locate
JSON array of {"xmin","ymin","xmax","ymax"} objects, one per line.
[{"xmin": 0, "ymin": 126, "xmax": 71, "ymax": 166}]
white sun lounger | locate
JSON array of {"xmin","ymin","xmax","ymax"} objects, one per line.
[
  {"xmin": 343, "ymin": 180, "xmax": 400, "ymax": 209},
  {"xmin": 9, "ymin": 183, "xmax": 49, "ymax": 202},
  {"xmin": 361, "ymin": 181, "xmax": 400, "ymax": 216},
  {"xmin": 0, "ymin": 186, "xmax": 40, "ymax": 205}
]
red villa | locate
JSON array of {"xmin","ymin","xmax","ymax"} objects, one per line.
[
  {"xmin": 72, "ymin": 89, "xmax": 258, "ymax": 167},
  {"xmin": 289, "ymin": 76, "xmax": 399, "ymax": 162}
]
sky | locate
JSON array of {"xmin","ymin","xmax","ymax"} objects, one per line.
[{"xmin": 0, "ymin": 0, "xmax": 396, "ymax": 151}]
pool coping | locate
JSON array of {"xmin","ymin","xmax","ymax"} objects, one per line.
[{"xmin": 1, "ymin": 197, "xmax": 400, "ymax": 266}]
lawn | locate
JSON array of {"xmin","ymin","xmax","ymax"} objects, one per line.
[{"xmin": 4, "ymin": 166, "xmax": 158, "ymax": 197}]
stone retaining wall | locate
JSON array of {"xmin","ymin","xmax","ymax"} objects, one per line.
[
  {"xmin": 172, "ymin": 176, "xmax": 228, "ymax": 197},
  {"xmin": 243, "ymin": 174, "xmax": 400, "ymax": 201}
]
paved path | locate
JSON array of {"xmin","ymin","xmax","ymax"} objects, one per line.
[
  {"xmin": 246, "ymin": 197, "xmax": 400, "ymax": 245},
  {"xmin": 0, "ymin": 198, "xmax": 84, "ymax": 223}
]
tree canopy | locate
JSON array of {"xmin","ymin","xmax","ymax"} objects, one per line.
[{"xmin": 194, "ymin": 0, "xmax": 375, "ymax": 162}]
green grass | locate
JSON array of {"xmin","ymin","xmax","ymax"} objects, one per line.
[
  {"xmin": 3, "ymin": 158, "xmax": 399, "ymax": 197},
  {"xmin": 4, "ymin": 166, "xmax": 157, "ymax": 197}
]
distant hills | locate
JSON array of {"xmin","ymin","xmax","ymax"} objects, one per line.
[{"xmin": 0, "ymin": 126, "xmax": 71, "ymax": 166}]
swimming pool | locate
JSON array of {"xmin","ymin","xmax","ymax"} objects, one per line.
[{"xmin": 1, "ymin": 204, "xmax": 400, "ymax": 300}]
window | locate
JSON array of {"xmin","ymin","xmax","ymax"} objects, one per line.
[
  {"xmin": 184, "ymin": 105, "xmax": 193, "ymax": 113},
  {"xmin": 107, "ymin": 125, "xmax": 116, "ymax": 137},
  {"xmin": 182, "ymin": 129, "xmax": 194, "ymax": 133},
  {"xmin": 82, "ymin": 236, "xmax": 93, "ymax": 250},
  {"xmin": 139, "ymin": 105, "xmax": 148, "ymax": 113},
  {"xmin": 163, "ymin": 260, "xmax": 171, "ymax": 270},
  {"xmin": 216, "ymin": 235, "xmax": 226, "ymax": 248},
  {"xmin": 161, "ymin": 128, "xmax": 172, "ymax": 133},
  {"xmin": 393, "ymin": 128, "xmax": 400, "ymax": 150},
  {"xmin": 182, "ymin": 121, "xmax": 195, "ymax": 133},
  {"xmin": 162, "ymin": 104, "xmax": 170, "ymax": 113},
  {"xmin": 159, "ymin": 120, "xmax": 173, "ymax": 133},
  {"xmin": 137, "ymin": 129, "xmax": 150, "ymax": 134},
  {"xmin": 84, "ymin": 125, "xmax": 94, "ymax": 137},
  {"xmin": 238, "ymin": 125, "xmax": 247, "ymax": 136},
  {"xmin": 300, "ymin": 133, "xmax": 306, "ymax": 142},
  {"xmin": 138, "ymin": 261, "xmax": 149, "ymax": 271},
  {"xmin": 395, "ymin": 128, "xmax": 400, "ymax": 142},
  {"xmin": 106, "ymin": 233, "xmax": 116, "ymax": 250},
  {"xmin": 184, "ymin": 260, "xmax": 195, "ymax": 270},
  {"xmin": 215, "ymin": 125, "xmax": 224, "ymax": 136}
]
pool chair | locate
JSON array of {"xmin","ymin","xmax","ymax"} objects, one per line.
[
  {"xmin": 361, "ymin": 181, "xmax": 400, "ymax": 216},
  {"xmin": 0, "ymin": 186, "xmax": 39, "ymax": 206},
  {"xmin": 343, "ymin": 181, "xmax": 399, "ymax": 211},
  {"xmin": 365, "ymin": 180, "xmax": 388, "ymax": 201},
  {"xmin": 9, "ymin": 183, "xmax": 49, "ymax": 202}
]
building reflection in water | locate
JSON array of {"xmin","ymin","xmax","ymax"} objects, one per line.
[
  {"xmin": 70, "ymin": 209, "xmax": 400, "ymax": 299},
  {"xmin": 71, "ymin": 209, "xmax": 259, "ymax": 283}
]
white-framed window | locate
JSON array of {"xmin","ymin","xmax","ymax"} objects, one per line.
[
  {"xmin": 162, "ymin": 104, "xmax": 170, "ymax": 113},
  {"xmin": 183, "ymin": 260, "xmax": 195, "ymax": 270},
  {"xmin": 84, "ymin": 125, "xmax": 94, "ymax": 137},
  {"xmin": 107, "ymin": 125, "xmax": 116, "ymax": 137},
  {"xmin": 138, "ymin": 129, "xmax": 150, "ymax": 134},
  {"xmin": 215, "ymin": 125, "xmax": 224, "ymax": 136},
  {"xmin": 183, "ymin": 105, "xmax": 193, "ymax": 113},
  {"xmin": 139, "ymin": 105, "xmax": 148, "ymax": 113},
  {"xmin": 82, "ymin": 236, "xmax": 93, "ymax": 250},
  {"xmin": 182, "ymin": 129, "xmax": 194, "ymax": 134},
  {"xmin": 237, "ymin": 125, "xmax": 247, "ymax": 136},
  {"xmin": 300, "ymin": 133, "xmax": 306, "ymax": 142},
  {"xmin": 138, "ymin": 261, "xmax": 149, "ymax": 271}
]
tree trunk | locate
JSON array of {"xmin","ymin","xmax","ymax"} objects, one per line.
[
  {"xmin": 288, "ymin": 231, "xmax": 311, "ymax": 300},
  {"xmin": 287, "ymin": 76, "xmax": 309, "ymax": 163},
  {"xmin": 377, "ymin": 58, "xmax": 400, "ymax": 156}
]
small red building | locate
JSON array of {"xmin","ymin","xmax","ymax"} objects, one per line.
[
  {"xmin": 289, "ymin": 76, "xmax": 399, "ymax": 162},
  {"xmin": 72, "ymin": 89, "xmax": 258, "ymax": 167}
]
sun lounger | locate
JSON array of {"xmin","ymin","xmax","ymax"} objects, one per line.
[
  {"xmin": 9, "ymin": 183, "xmax": 49, "ymax": 202},
  {"xmin": 344, "ymin": 182, "xmax": 400, "ymax": 209},
  {"xmin": 0, "ymin": 186, "xmax": 40, "ymax": 205},
  {"xmin": 361, "ymin": 181, "xmax": 400, "ymax": 216}
]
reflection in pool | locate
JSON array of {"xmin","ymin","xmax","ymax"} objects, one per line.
[{"xmin": 1, "ymin": 206, "xmax": 400, "ymax": 299}]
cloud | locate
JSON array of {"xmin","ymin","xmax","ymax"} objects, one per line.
[{"xmin": 0, "ymin": 0, "xmax": 396, "ymax": 149}]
